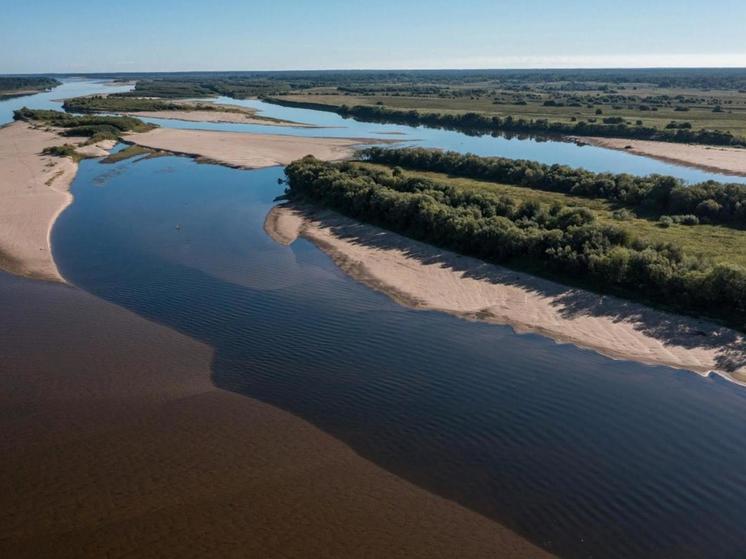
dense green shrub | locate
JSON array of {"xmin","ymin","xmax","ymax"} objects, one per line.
[
  {"xmin": 13, "ymin": 108, "xmax": 154, "ymax": 140},
  {"xmin": 360, "ymin": 147, "xmax": 746, "ymax": 228},
  {"xmin": 285, "ymin": 157, "xmax": 746, "ymax": 329}
]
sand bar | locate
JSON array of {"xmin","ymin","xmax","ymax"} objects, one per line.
[
  {"xmin": 124, "ymin": 127, "xmax": 379, "ymax": 169},
  {"xmin": 124, "ymin": 108, "xmax": 309, "ymax": 127},
  {"xmin": 580, "ymin": 137, "xmax": 746, "ymax": 177},
  {"xmin": 266, "ymin": 204, "xmax": 746, "ymax": 384},
  {"xmin": 0, "ymin": 271, "xmax": 551, "ymax": 558},
  {"xmin": 0, "ymin": 122, "xmax": 112, "ymax": 282}
]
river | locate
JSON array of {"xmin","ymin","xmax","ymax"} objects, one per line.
[{"xmin": 4, "ymin": 79, "xmax": 746, "ymax": 558}]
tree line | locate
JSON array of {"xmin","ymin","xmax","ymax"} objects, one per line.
[
  {"xmin": 285, "ymin": 157, "xmax": 746, "ymax": 331},
  {"xmin": 360, "ymin": 148, "xmax": 746, "ymax": 228},
  {"xmin": 265, "ymin": 99, "xmax": 746, "ymax": 147},
  {"xmin": 0, "ymin": 77, "xmax": 59, "ymax": 92}
]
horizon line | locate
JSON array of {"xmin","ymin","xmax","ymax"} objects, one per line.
[{"xmin": 4, "ymin": 65, "xmax": 746, "ymax": 76}]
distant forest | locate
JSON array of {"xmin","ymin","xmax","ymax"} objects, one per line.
[
  {"xmin": 44, "ymin": 68, "xmax": 746, "ymax": 90},
  {"xmin": 0, "ymin": 77, "xmax": 59, "ymax": 98},
  {"xmin": 53, "ymin": 68, "xmax": 746, "ymax": 145}
]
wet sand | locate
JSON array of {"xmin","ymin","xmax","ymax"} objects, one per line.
[
  {"xmin": 0, "ymin": 271, "xmax": 551, "ymax": 558},
  {"xmin": 580, "ymin": 137, "xmax": 746, "ymax": 176},
  {"xmin": 266, "ymin": 204, "xmax": 746, "ymax": 384},
  {"xmin": 0, "ymin": 122, "xmax": 112, "ymax": 282},
  {"xmin": 124, "ymin": 127, "xmax": 380, "ymax": 169}
]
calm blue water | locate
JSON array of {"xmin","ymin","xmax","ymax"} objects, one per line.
[
  {"xmin": 138, "ymin": 96, "xmax": 746, "ymax": 184},
  {"xmin": 53, "ymin": 153, "xmax": 746, "ymax": 559},
  {"xmin": 5, "ymin": 80, "xmax": 746, "ymax": 557},
  {"xmin": 0, "ymin": 78, "xmax": 134, "ymax": 125},
  {"xmin": 2, "ymin": 80, "xmax": 743, "ymax": 183}
]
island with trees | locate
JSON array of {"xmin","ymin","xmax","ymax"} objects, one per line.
[
  {"xmin": 283, "ymin": 151, "xmax": 746, "ymax": 331},
  {"xmin": 0, "ymin": 76, "xmax": 60, "ymax": 99}
]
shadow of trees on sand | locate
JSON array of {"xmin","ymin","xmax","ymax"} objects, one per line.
[{"xmin": 290, "ymin": 203, "xmax": 746, "ymax": 374}]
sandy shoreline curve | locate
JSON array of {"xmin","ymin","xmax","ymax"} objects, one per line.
[
  {"xmin": 265, "ymin": 204, "xmax": 746, "ymax": 385},
  {"xmin": 124, "ymin": 127, "xmax": 384, "ymax": 169},
  {"xmin": 0, "ymin": 122, "xmax": 114, "ymax": 282},
  {"xmin": 0, "ymin": 123, "xmax": 385, "ymax": 282},
  {"xmin": 578, "ymin": 137, "xmax": 746, "ymax": 177}
]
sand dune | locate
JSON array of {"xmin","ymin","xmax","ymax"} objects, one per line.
[
  {"xmin": 0, "ymin": 271, "xmax": 551, "ymax": 558},
  {"xmin": 580, "ymin": 137, "xmax": 746, "ymax": 176},
  {"xmin": 266, "ymin": 204, "xmax": 746, "ymax": 384},
  {"xmin": 124, "ymin": 127, "xmax": 377, "ymax": 169},
  {"xmin": 0, "ymin": 122, "xmax": 113, "ymax": 282}
]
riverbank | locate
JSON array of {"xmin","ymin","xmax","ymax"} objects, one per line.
[
  {"xmin": 0, "ymin": 122, "xmax": 113, "ymax": 282},
  {"xmin": 579, "ymin": 137, "xmax": 746, "ymax": 177},
  {"xmin": 123, "ymin": 108, "xmax": 309, "ymax": 126},
  {"xmin": 0, "ymin": 270, "xmax": 551, "ymax": 558},
  {"xmin": 124, "ymin": 127, "xmax": 382, "ymax": 169},
  {"xmin": 266, "ymin": 204, "xmax": 746, "ymax": 384}
]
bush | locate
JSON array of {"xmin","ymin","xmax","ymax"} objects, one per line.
[
  {"xmin": 658, "ymin": 215, "xmax": 674, "ymax": 228},
  {"xmin": 284, "ymin": 157, "xmax": 746, "ymax": 329},
  {"xmin": 361, "ymin": 147, "xmax": 746, "ymax": 228},
  {"xmin": 612, "ymin": 209, "xmax": 634, "ymax": 220},
  {"xmin": 671, "ymin": 214, "xmax": 700, "ymax": 225}
]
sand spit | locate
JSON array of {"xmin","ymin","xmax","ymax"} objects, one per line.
[
  {"xmin": 0, "ymin": 271, "xmax": 551, "ymax": 558},
  {"xmin": 124, "ymin": 127, "xmax": 380, "ymax": 169},
  {"xmin": 266, "ymin": 204, "xmax": 746, "ymax": 384},
  {"xmin": 124, "ymin": 109, "xmax": 309, "ymax": 127},
  {"xmin": 0, "ymin": 122, "xmax": 113, "ymax": 282},
  {"xmin": 579, "ymin": 137, "xmax": 746, "ymax": 177}
]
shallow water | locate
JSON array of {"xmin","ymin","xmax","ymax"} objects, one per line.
[
  {"xmin": 53, "ymin": 153, "xmax": 746, "ymax": 558},
  {"xmin": 138, "ymin": 96, "xmax": 746, "ymax": 184}
]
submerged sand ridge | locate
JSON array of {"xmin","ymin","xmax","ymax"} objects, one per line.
[
  {"xmin": 0, "ymin": 271, "xmax": 551, "ymax": 558},
  {"xmin": 0, "ymin": 122, "xmax": 115, "ymax": 282},
  {"xmin": 265, "ymin": 204, "xmax": 746, "ymax": 384}
]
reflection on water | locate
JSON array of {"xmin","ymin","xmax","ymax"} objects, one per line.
[
  {"xmin": 2, "ymin": 79, "xmax": 743, "ymax": 184},
  {"xmin": 139, "ymin": 96, "xmax": 746, "ymax": 184},
  {"xmin": 54, "ymin": 154, "xmax": 746, "ymax": 558},
  {"xmin": 0, "ymin": 79, "xmax": 134, "ymax": 125}
]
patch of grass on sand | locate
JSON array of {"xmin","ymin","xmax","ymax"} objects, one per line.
[
  {"xmin": 101, "ymin": 144, "xmax": 163, "ymax": 164},
  {"xmin": 41, "ymin": 144, "xmax": 88, "ymax": 163}
]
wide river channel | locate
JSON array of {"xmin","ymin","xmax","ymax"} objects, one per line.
[{"xmin": 3, "ymin": 80, "xmax": 746, "ymax": 558}]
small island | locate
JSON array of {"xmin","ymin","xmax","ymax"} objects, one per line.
[{"xmin": 0, "ymin": 76, "xmax": 60, "ymax": 99}]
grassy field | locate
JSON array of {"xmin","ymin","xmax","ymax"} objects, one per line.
[
  {"xmin": 96, "ymin": 71, "xmax": 746, "ymax": 140},
  {"xmin": 358, "ymin": 162, "xmax": 746, "ymax": 268},
  {"xmin": 275, "ymin": 90, "xmax": 746, "ymax": 137}
]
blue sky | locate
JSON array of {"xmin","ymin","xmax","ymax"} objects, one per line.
[{"xmin": 2, "ymin": 0, "xmax": 745, "ymax": 73}]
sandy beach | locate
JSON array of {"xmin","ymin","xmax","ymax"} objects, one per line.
[
  {"xmin": 124, "ymin": 127, "xmax": 378, "ymax": 169},
  {"xmin": 580, "ymin": 137, "xmax": 746, "ymax": 176},
  {"xmin": 0, "ymin": 270, "xmax": 551, "ymax": 558},
  {"xmin": 123, "ymin": 108, "xmax": 309, "ymax": 127},
  {"xmin": 266, "ymin": 204, "xmax": 746, "ymax": 384},
  {"xmin": 0, "ymin": 122, "xmax": 379, "ymax": 282},
  {"xmin": 0, "ymin": 122, "xmax": 113, "ymax": 282}
]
